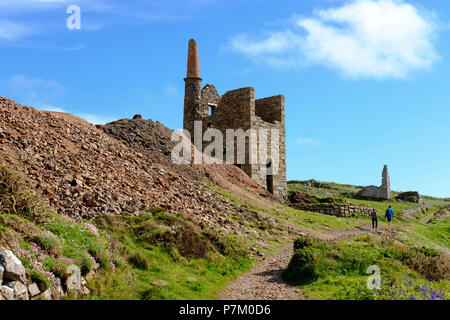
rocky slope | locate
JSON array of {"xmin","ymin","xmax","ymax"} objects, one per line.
[{"xmin": 0, "ymin": 97, "xmax": 272, "ymax": 231}]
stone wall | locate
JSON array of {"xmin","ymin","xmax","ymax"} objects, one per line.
[
  {"xmin": 201, "ymin": 84, "xmax": 221, "ymax": 117},
  {"xmin": 251, "ymin": 95, "xmax": 286, "ymax": 199},
  {"xmin": 291, "ymin": 203, "xmax": 373, "ymax": 217},
  {"xmin": 0, "ymin": 250, "xmax": 94, "ymax": 300}
]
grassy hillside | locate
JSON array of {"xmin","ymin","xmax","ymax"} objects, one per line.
[
  {"xmin": 283, "ymin": 180, "xmax": 449, "ymax": 300},
  {"xmin": 1, "ymin": 165, "xmax": 449, "ymax": 300}
]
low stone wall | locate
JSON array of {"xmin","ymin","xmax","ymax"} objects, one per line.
[
  {"xmin": 291, "ymin": 203, "xmax": 373, "ymax": 217},
  {"xmin": 0, "ymin": 250, "xmax": 93, "ymax": 300}
]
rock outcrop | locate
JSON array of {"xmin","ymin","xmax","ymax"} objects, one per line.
[
  {"xmin": 0, "ymin": 250, "xmax": 91, "ymax": 300},
  {"xmin": 396, "ymin": 191, "xmax": 424, "ymax": 204}
]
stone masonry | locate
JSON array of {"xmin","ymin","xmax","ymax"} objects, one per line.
[
  {"xmin": 357, "ymin": 165, "xmax": 392, "ymax": 200},
  {"xmin": 183, "ymin": 39, "xmax": 287, "ymax": 199}
]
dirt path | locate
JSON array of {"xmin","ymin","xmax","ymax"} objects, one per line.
[
  {"xmin": 220, "ymin": 226, "xmax": 386, "ymax": 300},
  {"xmin": 220, "ymin": 245, "xmax": 303, "ymax": 300}
]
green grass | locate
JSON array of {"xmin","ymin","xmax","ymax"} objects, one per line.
[
  {"xmin": 283, "ymin": 235, "xmax": 449, "ymax": 300},
  {"xmin": 86, "ymin": 212, "xmax": 256, "ymax": 300},
  {"xmin": 208, "ymin": 183, "xmax": 361, "ymax": 233}
]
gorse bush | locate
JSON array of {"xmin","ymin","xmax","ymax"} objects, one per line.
[
  {"xmin": 0, "ymin": 165, "xmax": 48, "ymax": 223},
  {"xmin": 382, "ymin": 246, "xmax": 449, "ymax": 281},
  {"xmin": 293, "ymin": 236, "xmax": 312, "ymax": 250},
  {"xmin": 282, "ymin": 248, "xmax": 318, "ymax": 285}
]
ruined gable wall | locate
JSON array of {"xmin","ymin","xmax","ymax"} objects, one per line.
[
  {"xmin": 201, "ymin": 84, "xmax": 221, "ymax": 117},
  {"xmin": 255, "ymin": 96, "xmax": 284, "ymax": 123},
  {"xmin": 251, "ymin": 95, "xmax": 287, "ymax": 199}
]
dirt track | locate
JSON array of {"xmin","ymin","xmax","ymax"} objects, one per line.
[
  {"xmin": 220, "ymin": 245, "xmax": 303, "ymax": 300},
  {"xmin": 221, "ymin": 225, "xmax": 394, "ymax": 300}
]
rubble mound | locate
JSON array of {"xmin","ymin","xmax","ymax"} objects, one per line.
[
  {"xmin": 396, "ymin": 191, "xmax": 424, "ymax": 204},
  {"xmin": 0, "ymin": 97, "xmax": 269, "ymax": 229}
]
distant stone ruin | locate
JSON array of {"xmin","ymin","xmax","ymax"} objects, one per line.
[
  {"xmin": 357, "ymin": 165, "xmax": 392, "ymax": 200},
  {"xmin": 182, "ymin": 39, "xmax": 287, "ymax": 199}
]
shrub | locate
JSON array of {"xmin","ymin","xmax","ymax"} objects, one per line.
[
  {"xmin": 175, "ymin": 230, "xmax": 209, "ymax": 258},
  {"xmin": 282, "ymin": 248, "xmax": 318, "ymax": 285},
  {"xmin": 0, "ymin": 165, "xmax": 48, "ymax": 223},
  {"xmin": 405, "ymin": 251, "xmax": 450, "ymax": 281},
  {"xmin": 293, "ymin": 236, "xmax": 312, "ymax": 250}
]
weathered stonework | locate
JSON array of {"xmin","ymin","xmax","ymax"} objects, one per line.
[
  {"xmin": 183, "ymin": 39, "xmax": 287, "ymax": 199},
  {"xmin": 358, "ymin": 165, "xmax": 392, "ymax": 200},
  {"xmin": 291, "ymin": 202, "xmax": 374, "ymax": 217}
]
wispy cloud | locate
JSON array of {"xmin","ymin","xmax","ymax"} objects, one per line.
[
  {"xmin": 77, "ymin": 112, "xmax": 116, "ymax": 125},
  {"xmin": 229, "ymin": 0, "xmax": 440, "ymax": 79},
  {"xmin": 296, "ymin": 138, "xmax": 322, "ymax": 146},
  {"xmin": 36, "ymin": 105, "xmax": 117, "ymax": 125},
  {"xmin": 8, "ymin": 74, "xmax": 64, "ymax": 105},
  {"xmin": 0, "ymin": 0, "xmax": 193, "ymax": 41},
  {"xmin": 0, "ymin": 19, "xmax": 32, "ymax": 40}
]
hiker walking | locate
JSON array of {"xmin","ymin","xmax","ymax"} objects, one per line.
[
  {"xmin": 370, "ymin": 208, "xmax": 378, "ymax": 229},
  {"xmin": 384, "ymin": 205, "xmax": 395, "ymax": 227}
]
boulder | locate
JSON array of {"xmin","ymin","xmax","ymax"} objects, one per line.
[
  {"xmin": 396, "ymin": 191, "xmax": 423, "ymax": 204},
  {"xmin": 81, "ymin": 285, "xmax": 90, "ymax": 297},
  {"xmin": 66, "ymin": 265, "xmax": 82, "ymax": 293},
  {"xmin": 9, "ymin": 281, "xmax": 29, "ymax": 300},
  {"xmin": 0, "ymin": 285, "xmax": 14, "ymax": 300},
  {"xmin": 50, "ymin": 278, "xmax": 64, "ymax": 300},
  {"xmin": 0, "ymin": 265, "xmax": 4, "ymax": 285},
  {"xmin": 28, "ymin": 283, "xmax": 41, "ymax": 297},
  {"xmin": 151, "ymin": 279, "xmax": 169, "ymax": 287},
  {"xmin": 0, "ymin": 250, "xmax": 27, "ymax": 282},
  {"xmin": 36, "ymin": 289, "xmax": 52, "ymax": 300}
]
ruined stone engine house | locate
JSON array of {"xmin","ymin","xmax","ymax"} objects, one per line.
[{"xmin": 183, "ymin": 39, "xmax": 287, "ymax": 199}]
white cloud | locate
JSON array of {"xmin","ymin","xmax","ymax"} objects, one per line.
[
  {"xmin": 8, "ymin": 74, "xmax": 64, "ymax": 106},
  {"xmin": 35, "ymin": 105, "xmax": 116, "ymax": 125},
  {"xmin": 6, "ymin": 74, "xmax": 116, "ymax": 125},
  {"xmin": 9, "ymin": 74, "xmax": 64, "ymax": 93},
  {"xmin": 0, "ymin": 20, "xmax": 31, "ymax": 40},
  {"xmin": 77, "ymin": 113, "xmax": 116, "ymax": 125},
  {"xmin": 36, "ymin": 105, "xmax": 65, "ymax": 112},
  {"xmin": 296, "ymin": 138, "xmax": 322, "ymax": 146},
  {"xmin": 229, "ymin": 0, "xmax": 440, "ymax": 79}
]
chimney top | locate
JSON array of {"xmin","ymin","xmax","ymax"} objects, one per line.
[{"xmin": 186, "ymin": 39, "xmax": 200, "ymax": 79}]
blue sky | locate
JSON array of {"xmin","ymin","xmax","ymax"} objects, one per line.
[{"xmin": 0, "ymin": 0, "xmax": 449, "ymax": 197}]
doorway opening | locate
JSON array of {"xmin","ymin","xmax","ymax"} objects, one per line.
[{"xmin": 266, "ymin": 158, "xmax": 274, "ymax": 194}]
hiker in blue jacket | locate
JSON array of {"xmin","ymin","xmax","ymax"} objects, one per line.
[{"xmin": 384, "ymin": 205, "xmax": 395, "ymax": 227}]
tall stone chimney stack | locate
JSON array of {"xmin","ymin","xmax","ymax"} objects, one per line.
[
  {"xmin": 187, "ymin": 39, "xmax": 200, "ymax": 79},
  {"xmin": 183, "ymin": 39, "xmax": 203, "ymax": 137}
]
